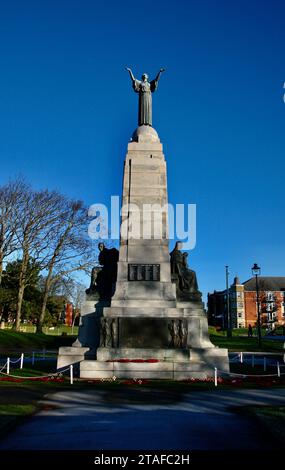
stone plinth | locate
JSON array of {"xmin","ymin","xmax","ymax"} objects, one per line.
[{"xmin": 57, "ymin": 346, "xmax": 91, "ymax": 370}]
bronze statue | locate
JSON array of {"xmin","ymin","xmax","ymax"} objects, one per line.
[
  {"xmin": 86, "ymin": 266, "xmax": 101, "ymax": 297},
  {"xmin": 178, "ymin": 319, "xmax": 187, "ymax": 348},
  {"xmin": 168, "ymin": 320, "xmax": 177, "ymax": 347},
  {"xmin": 100, "ymin": 318, "xmax": 108, "ymax": 347},
  {"xmin": 86, "ymin": 243, "xmax": 119, "ymax": 300},
  {"xmin": 168, "ymin": 319, "xmax": 187, "ymax": 348},
  {"xmin": 125, "ymin": 67, "xmax": 165, "ymax": 126},
  {"xmin": 100, "ymin": 318, "xmax": 117, "ymax": 347},
  {"xmin": 170, "ymin": 241, "xmax": 201, "ymax": 301}
]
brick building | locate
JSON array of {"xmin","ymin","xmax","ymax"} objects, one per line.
[{"xmin": 208, "ymin": 276, "xmax": 285, "ymax": 330}]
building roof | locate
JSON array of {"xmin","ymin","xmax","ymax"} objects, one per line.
[{"xmin": 243, "ymin": 277, "xmax": 285, "ymax": 291}]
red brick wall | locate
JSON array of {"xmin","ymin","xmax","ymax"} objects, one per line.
[{"xmin": 244, "ymin": 291, "xmax": 284, "ymax": 326}]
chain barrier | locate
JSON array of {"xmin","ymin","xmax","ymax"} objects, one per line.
[
  {"xmin": 220, "ymin": 370, "xmax": 285, "ymax": 378},
  {"xmin": 0, "ymin": 361, "xmax": 8, "ymax": 373},
  {"xmin": 0, "ymin": 366, "xmax": 71, "ymax": 380},
  {"xmin": 229, "ymin": 354, "xmax": 240, "ymax": 362},
  {"xmin": 9, "ymin": 357, "xmax": 21, "ymax": 364}
]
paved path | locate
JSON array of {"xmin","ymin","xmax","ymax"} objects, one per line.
[{"xmin": 0, "ymin": 388, "xmax": 284, "ymax": 450}]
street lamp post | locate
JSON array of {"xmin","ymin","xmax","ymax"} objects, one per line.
[
  {"xmin": 225, "ymin": 266, "xmax": 232, "ymax": 338},
  {"xmin": 252, "ymin": 263, "xmax": 262, "ymax": 348}
]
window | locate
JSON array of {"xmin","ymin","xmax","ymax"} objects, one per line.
[
  {"xmin": 237, "ymin": 302, "xmax": 243, "ymax": 308},
  {"xmin": 266, "ymin": 292, "xmax": 274, "ymax": 301},
  {"xmin": 238, "ymin": 312, "xmax": 242, "ymax": 318}
]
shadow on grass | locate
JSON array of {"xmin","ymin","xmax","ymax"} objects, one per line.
[{"xmin": 235, "ymin": 405, "xmax": 285, "ymax": 445}]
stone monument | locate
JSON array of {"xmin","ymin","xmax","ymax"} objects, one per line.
[{"xmin": 57, "ymin": 68, "xmax": 229, "ymax": 379}]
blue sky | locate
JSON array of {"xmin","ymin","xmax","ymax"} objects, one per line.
[{"xmin": 0, "ymin": 0, "xmax": 284, "ymax": 298}]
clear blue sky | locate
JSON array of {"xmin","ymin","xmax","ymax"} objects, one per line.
[{"xmin": 0, "ymin": 0, "xmax": 284, "ymax": 298}]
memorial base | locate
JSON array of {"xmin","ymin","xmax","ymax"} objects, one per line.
[{"xmin": 80, "ymin": 347, "xmax": 229, "ymax": 380}]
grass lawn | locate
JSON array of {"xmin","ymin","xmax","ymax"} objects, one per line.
[
  {"xmin": 0, "ymin": 404, "xmax": 36, "ymax": 437},
  {"xmin": 242, "ymin": 406, "xmax": 285, "ymax": 444},
  {"xmin": 3, "ymin": 324, "xmax": 78, "ymax": 335},
  {"xmin": 0, "ymin": 330, "xmax": 75, "ymax": 354},
  {"xmin": 209, "ymin": 327, "xmax": 284, "ymax": 352}
]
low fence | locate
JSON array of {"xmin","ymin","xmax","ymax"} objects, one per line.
[{"xmin": 0, "ymin": 354, "xmax": 73, "ymax": 384}]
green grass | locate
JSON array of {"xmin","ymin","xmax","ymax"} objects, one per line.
[
  {"xmin": 243, "ymin": 406, "xmax": 285, "ymax": 444},
  {"xmin": 0, "ymin": 404, "xmax": 36, "ymax": 436},
  {"xmin": 209, "ymin": 327, "xmax": 284, "ymax": 352},
  {"xmin": 210, "ymin": 335, "xmax": 284, "ymax": 352},
  {"xmin": 3, "ymin": 324, "xmax": 78, "ymax": 335},
  {"xmin": 0, "ymin": 330, "xmax": 75, "ymax": 353}
]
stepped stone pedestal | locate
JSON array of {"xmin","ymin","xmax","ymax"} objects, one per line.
[{"xmin": 57, "ymin": 126, "xmax": 229, "ymax": 378}]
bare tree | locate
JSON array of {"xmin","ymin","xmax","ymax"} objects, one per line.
[
  {"xmin": 36, "ymin": 197, "xmax": 94, "ymax": 333},
  {"xmin": 0, "ymin": 180, "xmax": 95, "ymax": 331},
  {"xmin": 0, "ymin": 179, "xmax": 27, "ymax": 286},
  {"xmin": 13, "ymin": 188, "xmax": 66, "ymax": 331},
  {"xmin": 63, "ymin": 279, "xmax": 86, "ymax": 311}
]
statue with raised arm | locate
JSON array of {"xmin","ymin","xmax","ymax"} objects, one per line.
[{"xmin": 125, "ymin": 67, "xmax": 165, "ymax": 126}]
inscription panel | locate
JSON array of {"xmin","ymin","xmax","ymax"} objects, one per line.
[{"xmin": 128, "ymin": 264, "xmax": 160, "ymax": 281}]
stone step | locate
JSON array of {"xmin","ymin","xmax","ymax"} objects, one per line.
[
  {"xmin": 103, "ymin": 307, "xmax": 188, "ymax": 317},
  {"xmin": 96, "ymin": 347, "xmax": 190, "ymax": 361},
  {"xmin": 110, "ymin": 300, "xmax": 177, "ymax": 308},
  {"xmin": 57, "ymin": 346, "xmax": 91, "ymax": 369},
  {"xmin": 79, "ymin": 360, "xmax": 225, "ymax": 380}
]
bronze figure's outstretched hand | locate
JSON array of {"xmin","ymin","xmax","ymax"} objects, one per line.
[
  {"xmin": 125, "ymin": 67, "xmax": 135, "ymax": 81},
  {"xmin": 154, "ymin": 68, "xmax": 166, "ymax": 82}
]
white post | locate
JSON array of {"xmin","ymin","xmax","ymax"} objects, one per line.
[
  {"xmin": 70, "ymin": 364, "xmax": 74, "ymax": 385},
  {"xmin": 240, "ymin": 352, "xmax": 243, "ymax": 363},
  {"xmin": 214, "ymin": 367, "xmax": 218, "ymax": 387},
  {"xmin": 20, "ymin": 353, "xmax": 24, "ymax": 369},
  {"xmin": 264, "ymin": 357, "xmax": 267, "ymax": 372},
  {"xmin": 32, "ymin": 351, "xmax": 35, "ymax": 366},
  {"xmin": 251, "ymin": 354, "xmax": 255, "ymax": 368},
  {"xmin": 277, "ymin": 362, "xmax": 280, "ymax": 377},
  {"xmin": 7, "ymin": 357, "xmax": 10, "ymax": 375}
]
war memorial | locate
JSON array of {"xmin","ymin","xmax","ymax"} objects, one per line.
[{"xmin": 57, "ymin": 68, "xmax": 229, "ymax": 379}]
